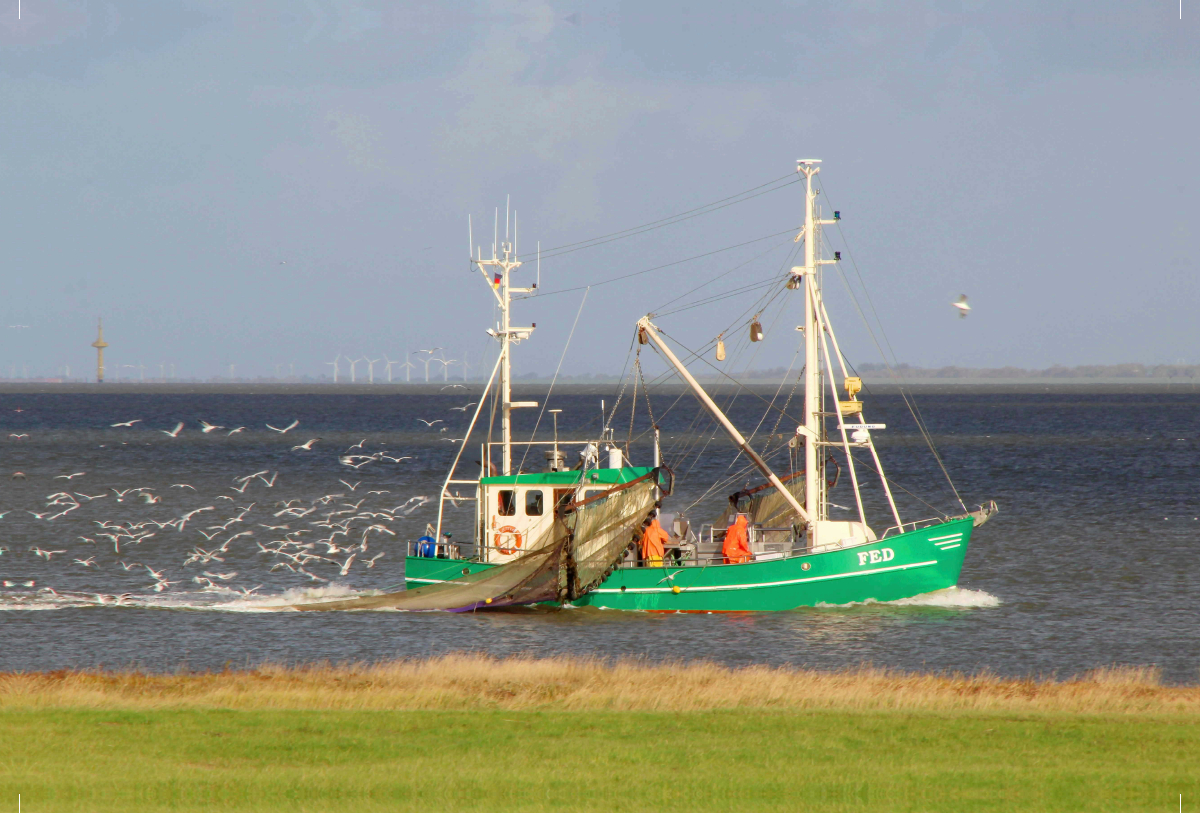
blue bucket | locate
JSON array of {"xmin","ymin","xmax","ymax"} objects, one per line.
[{"xmin": 416, "ymin": 536, "xmax": 437, "ymax": 557}]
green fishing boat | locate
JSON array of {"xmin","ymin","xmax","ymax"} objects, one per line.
[{"xmin": 300, "ymin": 160, "xmax": 995, "ymax": 613}]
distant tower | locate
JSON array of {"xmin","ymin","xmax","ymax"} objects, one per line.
[{"xmin": 91, "ymin": 318, "xmax": 109, "ymax": 383}]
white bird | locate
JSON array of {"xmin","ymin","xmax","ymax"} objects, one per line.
[
  {"xmin": 227, "ymin": 426, "xmax": 246, "ymax": 435},
  {"xmin": 54, "ymin": 472, "xmax": 87, "ymax": 480},
  {"xmin": 365, "ymin": 552, "xmax": 385, "ymax": 568},
  {"xmin": 266, "ymin": 419, "xmax": 300, "ymax": 434},
  {"xmin": 31, "ymin": 547, "xmax": 67, "ymax": 560},
  {"xmin": 111, "ymin": 419, "xmax": 142, "ymax": 427},
  {"xmin": 338, "ymin": 553, "xmax": 356, "ymax": 575},
  {"xmin": 416, "ymin": 419, "xmax": 443, "ymax": 427},
  {"xmin": 953, "ymin": 294, "xmax": 971, "ymax": 318},
  {"xmin": 292, "ymin": 438, "xmax": 320, "ymax": 451},
  {"xmin": 203, "ymin": 571, "xmax": 238, "ymax": 580},
  {"xmin": 162, "ymin": 422, "xmax": 185, "ymax": 438},
  {"xmin": 199, "ymin": 420, "xmax": 224, "ymax": 434},
  {"xmin": 151, "ymin": 579, "xmax": 179, "ymax": 593},
  {"xmin": 141, "ymin": 493, "xmax": 161, "ymax": 504},
  {"xmin": 258, "ymin": 471, "xmax": 279, "ymax": 487},
  {"xmin": 338, "ymin": 479, "xmax": 360, "ymax": 491},
  {"xmin": 449, "ymin": 402, "xmax": 478, "ymax": 412},
  {"xmin": 171, "ymin": 484, "xmax": 196, "ymax": 490},
  {"xmin": 347, "ymin": 439, "xmax": 366, "ymax": 450},
  {"xmin": 440, "ymin": 384, "xmax": 466, "ymax": 391},
  {"xmin": 144, "ymin": 566, "xmax": 166, "ymax": 580},
  {"xmin": 74, "ymin": 557, "xmax": 98, "ymax": 568},
  {"xmin": 2, "ymin": 580, "xmax": 35, "ymax": 587}
]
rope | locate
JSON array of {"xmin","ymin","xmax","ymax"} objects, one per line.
[{"xmin": 516, "ymin": 287, "xmax": 590, "ymax": 475}]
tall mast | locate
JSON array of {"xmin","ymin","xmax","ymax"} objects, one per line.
[
  {"xmin": 794, "ymin": 160, "xmax": 843, "ymax": 526},
  {"xmin": 796, "ymin": 160, "xmax": 822, "ymax": 522},
  {"xmin": 472, "ymin": 209, "xmax": 537, "ymax": 475}
]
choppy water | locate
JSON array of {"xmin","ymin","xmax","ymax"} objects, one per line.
[{"xmin": 1, "ymin": 387, "xmax": 1197, "ymax": 681}]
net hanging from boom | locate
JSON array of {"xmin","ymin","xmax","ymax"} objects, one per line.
[{"xmin": 294, "ymin": 468, "xmax": 670, "ymax": 612}]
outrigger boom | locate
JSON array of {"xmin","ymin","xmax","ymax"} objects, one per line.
[{"xmin": 636, "ymin": 317, "xmax": 808, "ymax": 523}]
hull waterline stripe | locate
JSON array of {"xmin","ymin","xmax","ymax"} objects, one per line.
[
  {"xmin": 590, "ymin": 559, "xmax": 940, "ymax": 595},
  {"xmin": 927, "ymin": 533, "xmax": 963, "ymax": 542}
]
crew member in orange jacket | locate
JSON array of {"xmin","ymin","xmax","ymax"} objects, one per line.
[
  {"xmin": 640, "ymin": 517, "xmax": 668, "ymax": 567},
  {"xmin": 722, "ymin": 513, "xmax": 753, "ymax": 564}
]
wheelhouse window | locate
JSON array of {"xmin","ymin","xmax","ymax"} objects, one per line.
[
  {"xmin": 525, "ymin": 489, "xmax": 544, "ymax": 516},
  {"xmin": 497, "ymin": 490, "xmax": 516, "ymax": 516}
]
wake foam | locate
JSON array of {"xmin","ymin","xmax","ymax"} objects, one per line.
[
  {"xmin": 887, "ymin": 587, "xmax": 1000, "ymax": 608},
  {"xmin": 0, "ymin": 583, "xmax": 380, "ymax": 613},
  {"xmin": 815, "ymin": 587, "xmax": 1000, "ymax": 610}
]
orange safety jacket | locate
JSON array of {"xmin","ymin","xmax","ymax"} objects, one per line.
[
  {"xmin": 722, "ymin": 514, "xmax": 752, "ymax": 564},
  {"xmin": 640, "ymin": 518, "xmax": 668, "ymax": 563}
]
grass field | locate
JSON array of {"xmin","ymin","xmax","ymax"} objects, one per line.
[{"xmin": 2, "ymin": 656, "xmax": 1197, "ymax": 812}]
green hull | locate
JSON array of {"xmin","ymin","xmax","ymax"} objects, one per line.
[{"xmin": 404, "ymin": 518, "xmax": 973, "ymax": 612}]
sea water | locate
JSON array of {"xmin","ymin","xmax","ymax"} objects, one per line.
[{"xmin": 0, "ymin": 386, "xmax": 1197, "ymax": 682}]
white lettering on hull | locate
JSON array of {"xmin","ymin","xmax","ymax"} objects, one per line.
[{"xmin": 857, "ymin": 547, "xmax": 894, "ymax": 566}]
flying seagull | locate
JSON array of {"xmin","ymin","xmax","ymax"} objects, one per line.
[
  {"xmin": 111, "ymin": 419, "xmax": 142, "ymax": 427},
  {"xmin": 291, "ymin": 438, "xmax": 320, "ymax": 451},
  {"xmin": 953, "ymin": 294, "xmax": 971, "ymax": 318},
  {"xmin": 267, "ymin": 420, "xmax": 300, "ymax": 434},
  {"xmin": 161, "ymin": 422, "xmax": 185, "ymax": 438}
]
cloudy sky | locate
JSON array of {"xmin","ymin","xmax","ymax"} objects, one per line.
[{"xmin": 0, "ymin": 0, "xmax": 1196, "ymax": 379}]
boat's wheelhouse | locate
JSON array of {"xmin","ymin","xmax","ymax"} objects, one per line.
[{"xmin": 476, "ymin": 467, "xmax": 656, "ymax": 563}]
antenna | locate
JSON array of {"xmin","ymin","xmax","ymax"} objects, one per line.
[
  {"xmin": 505, "ymin": 195, "xmax": 510, "ymax": 243},
  {"xmin": 513, "ymin": 211, "xmax": 517, "ymax": 256},
  {"xmin": 493, "ymin": 208, "xmax": 498, "ymax": 259}
]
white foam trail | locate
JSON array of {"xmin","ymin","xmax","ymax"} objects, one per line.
[
  {"xmin": 815, "ymin": 587, "xmax": 1001, "ymax": 610},
  {"xmin": 888, "ymin": 587, "xmax": 1000, "ymax": 608},
  {"xmin": 0, "ymin": 583, "xmax": 380, "ymax": 613}
]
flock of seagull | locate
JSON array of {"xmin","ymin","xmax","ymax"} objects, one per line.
[{"xmin": 0, "ymin": 406, "xmax": 478, "ymax": 609}]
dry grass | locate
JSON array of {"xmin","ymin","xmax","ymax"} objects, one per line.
[{"xmin": 0, "ymin": 654, "xmax": 1195, "ymax": 716}]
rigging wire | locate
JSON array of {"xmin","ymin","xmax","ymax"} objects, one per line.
[
  {"xmin": 520, "ymin": 173, "xmax": 801, "ymax": 261},
  {"xmin": 819, "ymin": 181, "xmax": 967, "ymax": 512},
  {"xmin": 516, "ymin": 287, "xmax": 590, "ymax": 475},
  {"xmin": 533, "ymin": 227, "xmax": 800, "ymax": 299},
  {"xmin": 651, "ymin": 237, "xmax": 795, "ymax": 313}
]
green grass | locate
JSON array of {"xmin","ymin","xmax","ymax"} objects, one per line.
[{"xmin": 2, "ymin": 708, "xmax": 1196, "ymax": 812}]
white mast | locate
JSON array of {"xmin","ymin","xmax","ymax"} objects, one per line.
[
  {"xmin": 793, "ymin": 159, "xmax": 882, "ymax": 546},
  {"xmin": 472, "ymin": 208, "xmax": 537, "ymax": 475},
  {"xmin": 796, "ymin": 160, "xmax": 822, "ymax": 524}
]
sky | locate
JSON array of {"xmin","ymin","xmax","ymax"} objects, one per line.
[{"xmin": 0, "ymin": 0, "xmax": 1196, "ymax": 380}]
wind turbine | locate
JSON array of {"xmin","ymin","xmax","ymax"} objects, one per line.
[
  {"xmin": 437, "ymin": 357, "xmax": 457, "ymax": 382},
  {"xmin": 413, "ymin": 348, "xmax": 441, "ymax": 382},
  {"xmin": 325, "ymin": 354, "xmax": 341, "ymax": 383},
  {"xmin": 365, "ymin": 357, "xmax": 380, "ymax": 384},
  {"xmin": 347, "ymin": 356, "xmax": 363, "ymax": 384},
  {"xmin": 383, "ymin": 355, "xmax": 399, "ymax": 383},
  {"xmin": 401, "ymin": 349, "xmax": 417, "ymax": 382}
]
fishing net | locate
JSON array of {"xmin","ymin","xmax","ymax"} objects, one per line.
[
  {"xmin": 294, "ymin": 468, "xmax": 668, "ymax": 612},
  {"xmin": 716, "ymin": 478, "xmax": 806, "ymax": 528}
]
